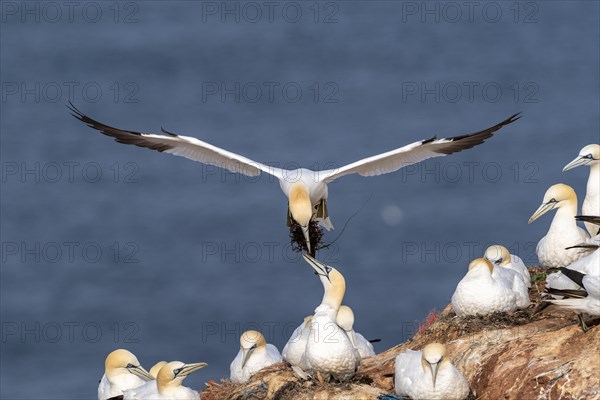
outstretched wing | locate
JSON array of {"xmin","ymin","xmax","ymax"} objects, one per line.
[
  {"xmin": 320, "ymin": 113, "xmax": 521, "ymax": 183},
  {"xmin": 68, "ymin": 103, "xmax": 286, "ymax": 179}
]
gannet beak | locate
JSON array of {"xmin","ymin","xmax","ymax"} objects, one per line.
[
  {"xmin": 429, "ymin": 361, "xmax": 440, "ymax": 388},
  {"xmin": 174, "ymin": 362, "xmax": 208, "ymax": 377},
  {"xmin": 241, "ymin": 346, "xmax": 256, "ymax": 369},
  {"xmin": 563, "ymin": 156, "xmax": 589, "ymax": 171},
  {"xmin": 127, "ymin": 365, "xmax": 154, "ymax": 381},
  {"xmin": 528, "ymin": 202, "xmax": 557, "ymax": 224},
  {"xmin": 302, "ymin": 254, "xmax": 330, "ymax": 281},
  {"xmin": 301, "ymin": 224, "xmax": 311, "ymax": 255}
]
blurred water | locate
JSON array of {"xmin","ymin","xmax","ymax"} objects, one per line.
[{"xmin": 1, "ymin": 2, "xmax": 599, "ymax": 399}]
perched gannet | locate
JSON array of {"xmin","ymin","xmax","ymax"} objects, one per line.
[
  {"xmin": 484, "ymin": 244, "xmax": 531, "ymax": 288},
  {"xmin": 546, "ymin": 269, "xmax": 600, "ymax": 331},
  {"xmin": 451, "ymin": 258, "xmax": 518, "ymax": 316},
  {"xmin": 123, "ymin": 361, "xmax": 207, "ymax": 400},
  {"xmin": 336, "ymin": 305, "xmax": 376, "ymax": 358},
  {"xmin": 528, "ymin": 184, "xmax": 588, "ymax": 268},
  {"xmin": 98, "ymin": 349, "xmax": 153, "ymax": 400},
  {"xmin": 282, "ymin": 315, "xmax": 313, "ymax": 370},
  {"xmin": 230, "ymin": 330, "xmax": 281, "ymax": 384},
  {"xmin": 563, "ymin": 144, "xmax": 600, "ymax": 236},
  {"xmin": 301, "ymin": 254, "xmax": 360, "ymax": 381},
  {"xmin": 69, "ymin": 103, "xmax": 520, "ymax": 255},
  {"xmin": 149, "ymin": 361, "xmax": 168, "ymax": 378},
  {"xmin": 394, "ymin": 343, "xmax": 469, "ymax": 400}
]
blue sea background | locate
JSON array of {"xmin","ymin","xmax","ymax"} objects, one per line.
[{"xmin": 1, "ymin": 1, "xmax": 599, "ymax": 398}]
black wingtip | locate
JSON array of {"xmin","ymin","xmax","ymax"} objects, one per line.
[
  {"xmin": 160, "ymin": 127, "xmax": 179, "ymax": 137},
  {"xmin": 558, "ymin": 267, "xmax": 586, "ymax": 287},
  {"xmin": 575, "ymin": 215, "xmax": 600, "ymax": 226},
  {"xmin": 368, "ymin": 338, "xmax": 382, "ymax": 343}
]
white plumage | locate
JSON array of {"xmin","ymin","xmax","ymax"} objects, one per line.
[
  {"xmin": 70, "ymin": 104, "xmax": 519, "ymax": 254},
  {"xmin": 301, "ymin": 255, "xmax": 360, "ymax": 381},
  {"xmin": 282, "ymin": 316, "xmax": 313, "ymax": 370},
  {"xmin": 230, "ymin": 330, "xmax": 281, "ymax": 384},
  {"xmin": 484, "ymin": 245, "xmax": 531, "ymax": 288},
  {"xmin": 563, "ymin": 144, "xmax": 600, "ymax": 236},
  {"xmin": 548, "ymin": 274, "xmax": 600, "ymax": 317},
  {"xmin": 451, "ymin": 258, "xmax": 518, "ymax": 317},
  {"xmin": 335, "ymin": 305, "xmax": 376, "ymax": 358},
  {"xmin": 98, "ymin": 349, "xmax": 153, "ymax": 400},
  {"xmin": 529, "ymin": 184, "xmax": 588, "ymax": 268},
  {"xmin": 395, "ymin": 343, "xmax": 469, "ymax": 400}
]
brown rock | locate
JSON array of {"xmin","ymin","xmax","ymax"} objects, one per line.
[{"xmin": 200, "ymin": 268, "xmax": 600, "ymax": 399}]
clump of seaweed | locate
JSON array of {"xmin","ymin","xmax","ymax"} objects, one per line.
[{"xmin": 289, "ymin": 220, "xmax": 324, "ymax": 256}]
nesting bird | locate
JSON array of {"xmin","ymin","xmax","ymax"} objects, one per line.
[
  {"xmin": 529, "ymin": 183, "xmax": 588, "ymax": 268},
  {"xmin": 230, "ymin": 330, "xmax": 281, "ymax": 384},
  {"xmin": 336, "ymin": 305, "xmax": 376, "ymax": 358},
  {"xmin": 451, "ymin": 258, "xmax": 519, "ymax": 316},
  {"xmin": 123, "ymin": 361, "xmax": 207, "ymax": 400},
  {"xmin": 98, "ymin": 349, "xmax": 154, "ymax": 400},
  {"xmin": 394, "ymin": 343, "xmax": 469, "ymax": 400},
  {"xmin": 484, "ymin": 244, "xmax": 531, "ymax": 288},
  {"xmin": 301, "ymin": 254, "xmax": 360, "ymax": 381},
  {"xmin": 69, "ymin": 103, "xmax": 519, "ymax": 255},
  {"xmin": 563, "ymin": 144, "xmax": 599, "ymax": 236}
]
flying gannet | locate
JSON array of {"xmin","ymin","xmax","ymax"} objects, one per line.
[
  {"xmin": 230, "ymin": 330, "xmax": 282, "ymax": 384},
  {"xmin": 123, "ymin": 361, "xmax": 207, "ymax": 400},
  {"xmin": 451, "ymin": 258, "xmax": 518, "ymax": 317},
  {"xmin": 394, "ymin": 343, "xmax": 470, "ymax": 400},
  {"xmin": 563, "ymin": 144, "xmax": 600, "ymax": 236},
  {"xmin": 484, "ymin": 244, "xmax": 531, "ymax": 288},
  {"xmin": 336, "ymin": 305, "xmax": 376, "ymax": 358},
  {"xmin": 546, "ymin": 268, "xmax": 600, "ymax": 331},
  {"xmin": 68, "ymin": 103, "xmax": 520, "ymax": 255},
  {"xmin": 98, "ymin": 349, "xmax": 154, "ymax": 400},
  {"xmin": 149, "ymin": 361, "xmax": 168, "ymax": 379},
  {"xmin": 528, "ymin": 184, "xmax": 589, "ymax": 268},
  {"xmin": 301, "ymin": 254, "xmax": 360, "ymax": 382}
]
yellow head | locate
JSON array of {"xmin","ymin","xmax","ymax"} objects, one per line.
[
  {"xmin": 484, "ymin": 245, "xmax": 511, "ymax": 267},
  {"xmin": 104, "ymin": 349, "xmax": 153, "ymax": 382},
  {"xmin": 421, "ymin": 343, "xmax": 450, "ymax": 388},
  {"xmin": 289, "ymin": 183, "xmax": 313, "ymax": 253},
  {"xmin": 303, "ymin": 254, "xmax": 346, "ymax": 310},
  {"xmin": 528, "ymin": 183, "xmax": 577, "ymax": 223},
  {"xmin": 149, "ymin": 361, "xmax": 168, "ymax": 379},
  {"xmin": 336, "ymin": 305, "xmax": 355, "ymax": 332},
  {"xmin": 156, "ymin": 361, "xmax": 207, "ymax": 392},
  {"xmin": 468, "ymin": 258, "xmax": 493, "ymax": 274},
  {"xmin": 563, "ymin": 144, "xmax": 600, "ymax": 171},
  {"xmin": 239, "ymin": 330, "xmax": 267, "ymax": 369}
]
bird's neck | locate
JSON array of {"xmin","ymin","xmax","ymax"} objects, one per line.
[
  {"xmin": 550, "ymin": 200, "xmax": 578, "ymax": 231},
  {"xmin": 588, "ymin": 163, "xmax": 599, "ymax": 193}
]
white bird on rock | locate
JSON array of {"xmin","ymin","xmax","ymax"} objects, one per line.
[
  {"xmin": 528, "ymin": 183, "xmax": 588, "ymax": 268},
  {"xmin": 394, "ymin": 343, "xmax": 469, "ymax": 400},
  {"xmin": 301, "ymin": 254, "xmax": 360, "ymax": 382},
  {"xmin": 98, "ymin": 349, "xmax": 154, "ymax": 400},
  {"xmin": 123, "ymin": 361, "xmax": 207, "ymax": 400},
  {"xmin": 563, "ymin": 144, "xmax": 600, "ymax": 236},
  {"xmin": 230, "ymin": 330, "xmax": 281, "ymax": 384},
  {"xmin": 69, "ymin": 103, "xmax": 520, "ymax": 255},
  {"xmin": 451, "ymin": 258, "xmax": 518, "ymax": 317},
  {"xmin": 336, "ymin": 305, "xmax": 376, "ymax": 358},
  {"xmin": 484, "ymin": 244, "xmax": 531, "ymax": 288}
]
